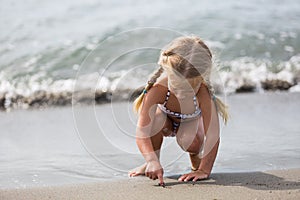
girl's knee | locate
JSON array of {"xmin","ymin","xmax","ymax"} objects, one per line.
[
  {"xmin": 185, "ymin": 139, "xmax": 201, "ymax": 154},
  {"xmin": 176, "ymin": 134, "xmax": 202, "ymax": 154}
]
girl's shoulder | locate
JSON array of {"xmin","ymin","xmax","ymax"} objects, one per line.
[
  {"xmin": 152, "ymin": 76, "xmax": 168, "ymax": 91},
  {"xmin": 196, "ymin": 83, "xmax": 211, "ymax": 105},
  {"xmin": 155, "ymin": 76, "xmax": 168, "ymax": 87},
  {"xmin": 145, "ymin": 77, "xmax": 168, "ymax": 105},
  {"xmin": 198, "ymin": 83, "xmax": 210, "ymax": 96}
]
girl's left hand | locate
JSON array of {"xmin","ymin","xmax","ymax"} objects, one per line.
[{"xmin": 178, "ymin": 169, "xmax": 209, "ymax": 182}]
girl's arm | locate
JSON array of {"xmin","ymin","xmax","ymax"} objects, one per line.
[
  {"xmin": 135, "ymin": 86, "xmax": 165, "ymax": 184},
  {"xmin": 178, "ymin": 84, "xmax": 220, "ymax": 182},
  {"xmin": 198, "ymin": 84, "xmax": 220, "ymax": 176},
  {"xmin": 136, "ymin": 86, "xmax": 161, "ymax": 163}
]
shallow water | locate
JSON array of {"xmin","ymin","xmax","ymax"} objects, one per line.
[{"xmin": 0, "ymin": 92, "xmax": 299, "ymax": 189}]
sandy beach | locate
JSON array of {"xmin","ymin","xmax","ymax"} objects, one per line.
[{"xmin": 1, "ymin": 168, "xmax": 299, "ymax": 200}]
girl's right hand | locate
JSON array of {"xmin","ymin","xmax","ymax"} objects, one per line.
[{"xmin": 145, "ymin": 161, "xmax": 164, "ymax": 184}]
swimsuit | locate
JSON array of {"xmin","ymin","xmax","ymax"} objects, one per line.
[{"xmin": 158, "ymin": 89, "xmax": 202, "ymax": 137}]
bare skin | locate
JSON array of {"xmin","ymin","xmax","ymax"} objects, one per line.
[
  {"xmin": 128, "ymin": 163, "xmax": 147, "ymax": 177},
  {"xmin": 190, "ymin": 153, "xmax": 202, "ymax": 171},
  {"xmin": 129, "ymin": 78, "xmax": 220, "ymax": 182},
  {"xmin": 128, "ymin": 154, "xmax": 202, "ymax": 177},
  {"xmin": 128, "ymin": 124, "xmax": 205, "ymax": 179}
]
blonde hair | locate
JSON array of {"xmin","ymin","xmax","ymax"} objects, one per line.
[
  {"xmin": 133, "ymin": 66, "xmax": 164, "ymax": 112},
  {"xmin": 133, "ymin": 36, "xmax": 229, "ymax": 124}
]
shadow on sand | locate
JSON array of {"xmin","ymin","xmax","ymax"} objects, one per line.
[{"xmin": 160, "ymin": 170, "xmax": 300, "ymax": 190}]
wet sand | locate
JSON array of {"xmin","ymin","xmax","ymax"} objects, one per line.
[{"xmin": 1, "ymin": 168, "xmax": 299, "ymax": 200}]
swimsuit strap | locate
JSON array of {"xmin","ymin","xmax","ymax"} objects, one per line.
[
  {"xmin": 162, "ymin": 89, "xmax": 171, "ymax": 106},
  {"xmin": 193, "ymin": 95, "xmax": 199, "ymax": 111}
]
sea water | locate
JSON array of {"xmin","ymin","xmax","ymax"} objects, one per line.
[{"xmin": 0, "ymin": 0, "xmax": 300, "ymax": 109}]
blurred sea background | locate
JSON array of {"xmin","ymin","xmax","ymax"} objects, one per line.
[
  {"xmin": 1, "ymin": 0, "xmax": 300, "ymax": 109},
  {"xmin": 0, "ymin": 0, "xmax": 300, "ymax": 189}
]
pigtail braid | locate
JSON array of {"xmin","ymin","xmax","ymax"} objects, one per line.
[
  {"xmin": 203, "ymin": 80, "xmax": 229, "ymax": 124},
  {"xmin": 133, "ymin": 66, "xmax": 164, "ymax": 113}
]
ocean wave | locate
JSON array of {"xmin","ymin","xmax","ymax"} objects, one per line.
[
  {"xmin": 1, "ymin": 55, "xmax": 300, "ymax": 111},
  {"xmin": 218, "ymin": 55, "xmax": 300, "ymax": 93}
]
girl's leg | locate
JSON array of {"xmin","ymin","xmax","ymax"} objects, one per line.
[
  {"xmin": 129, "ymin": 108, "xmax": 172, "ymax": 177},
  {"xmin": 190, "ymin": 116, "xmax": 205, "ymax": 170},
  {"xmin": 176, "ymin": 116, "xmax": 205, "ymax": 170},
  {"xmin": 189, "ymin": 153, "xmax": 201, "ymax": 171}
]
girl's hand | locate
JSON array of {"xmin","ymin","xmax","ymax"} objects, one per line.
[
  {"xmin": 178, "ymin": 169, "xmax": 209, "ymax": 182},
  {"xmin": 145, "ymin": 161, "xmax": 164, "ymax": 184}
]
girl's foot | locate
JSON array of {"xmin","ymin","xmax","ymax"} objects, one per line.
[{"xmin": 128, "ymin": 163, "xmax": 147, "ymax": 177}]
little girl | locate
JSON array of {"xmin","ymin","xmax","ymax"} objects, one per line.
[{"xmin": 128, "ymin": 36, "xmax": 228, "ymax": 185}]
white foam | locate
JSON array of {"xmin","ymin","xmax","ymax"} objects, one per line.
[
  {"xmin": 289, "ymin": 84, "xmax": 300, "ymax": 92},
  {"xmin": 206, "ymin": 40, "xmax": 225, "ymax": 49},
  {"xmin": 284, "ymin": 45, "xmax": 294, "ymax": 53},
  {"xmin": 1, "ymin": 55, "xmax": 300, "ymax": 109},
  {"xmin": 218, "ymin": 56, "xmax": 299, "ymax": 93}
]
